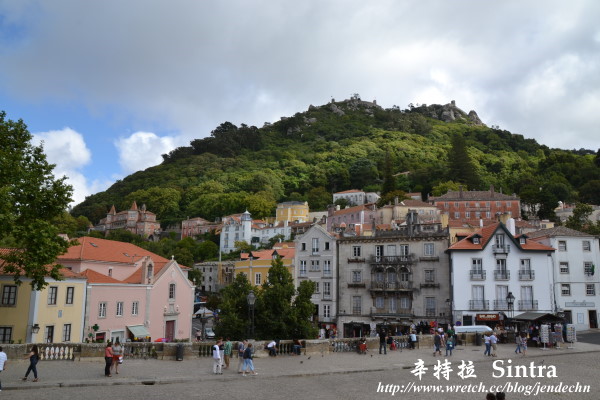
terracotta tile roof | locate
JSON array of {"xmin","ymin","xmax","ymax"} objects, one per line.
[
  {"xmin": 82, "ymin": 269, "xmax": 123, "ymax": 284},
  {"xmin": 58, "ymin": 236, "xmax": 170, "ymax": 265},
  {"xmin": 448, "ymin": 223, "xmax": 555, "ymax": 252},
  {"xmin": 334, "ymin": 189, "xmax": 363, "ymax": 194},
  {"xmin": 0, "ymin": 248, "xmax": 85, "ymax": 279},
  {"xmin": 332, "ymin": 203, "xmax": 375, "ymax": 216},
  {"xmin": 399, "ymin": 199, "xmax": 435, "ymax": 207},
  {"xmin": 433, "ymin": 189, "xmax": 518, "ymax": 201}
]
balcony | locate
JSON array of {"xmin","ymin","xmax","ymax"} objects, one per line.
[
  {"xmin": 425, "ymin": 308, "xmax": 437, "ymax": 317},
  {"xmin": 370, "ymin": 281, "xmax": 413, "ymax": 291},
  {"xmin": 322, "ymin": 294, "xmax": 332, "ymax": 301},
  {"xmin": 494, "ymin": 270, "xmax": 510, "ymax": 280},
  {"xmin": 370, "ymin": 254, "xmax": 416, "ymax": 265},
  {"xmin": 469, "ymin": 300, "xmax": 489, "ymax": 311},
  {"xmin": 347, "ymin": 281, "xmax": 366, "ymax": 288},
  {"xmin": 493, "ymin": 300, "xmax": 509, "ymax": 310},
  {"xmin": 518, "ymin": 300, "xmax": 538, "ymax": 311},
  {"xmin": 470, "ymin": 270, "xmax": 486, "ymax": 280},
  {"xmin": 347, "ymin": 258, "xmax": 366, "ymax": 263},
  {"xmin": 518, "ymin": 270, "xmax": 535, "ymax": 280},
  {"xmin": 420, "ymin": 281, "xmax": 440, "ymax": 289},
  {"xmin": 298, "ymin": 271, "xmax": 307, "ymax": 278},
  {"xmin": 370, "ymin": 308, "xmax": 412, "ymax": 318},
  {"xmin": 492, "ymin": 244, "xmax": 511, "ymax": 254}
]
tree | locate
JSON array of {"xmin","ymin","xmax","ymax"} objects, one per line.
[
  {"xmin": 377, "ymin": 190, "xmax": 408, "ymax": 207},
  {"xmin": 349, "ymin": 158, "xmax": 379, "ymax": 190},
  {"xmin": 291, "ymin": 280, "xmax": 318, "ymax": 339},
  {"xmin": 214, "ymin": 273, "xmax": 254, "ymax": 340},
  {"xmin": 565, "ymin": 203, "xmax": 593, "ymax": 231},
  {"xmin": 381, "ymin": 151, "xmax": 397, "ymax": 196},
  {"xmin": 307, "ymin": 186, "xmax": 332, "ymax": 211},
  {"xmin": 431, "ymin": 181, "xmax": 463, "ymax": 197},
  {"xmin": 187, "ymin": 267, "xmax": 203, "ymax": 287},
  {"xmin": 0, "ymin": 111, "xmax": 73, "ymax": 289},
  {"xmin": 447, "ymin": 133, "xmax": 481, "ymax": 189},
  {"xmin": 196, "ymin": 240, "xmax": 219, "ymax": 261},
  {"xmin": 578, "ymin": 180, "xmax": 600, "ymax": 205}
]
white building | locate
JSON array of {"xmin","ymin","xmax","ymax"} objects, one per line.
[
  {"xmin": 219, "ymin": 211, "xmax": 291, "ymax": 254},
  {"xmin": 333, "ymin": 189, "xmax": 380, "ymax": 206},
  {"xmin": 295, "ymin": 224, "xmax": 338, "ymax": 338},
  {"xmin": 527, "ymin": 226, "xmax": 600, "ymax": 331},
  {"xmin": 447, "ymin": 222, "xmax": 555, "ymax": 327}
]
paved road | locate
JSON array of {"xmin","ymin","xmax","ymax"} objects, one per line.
[
  {"xmin": 2, "ymin": 339, "xmax": 599, "ymax": 400},
  {"xmin": 577, "ymin": 329, "xmax": 600, "ymax": 345}
]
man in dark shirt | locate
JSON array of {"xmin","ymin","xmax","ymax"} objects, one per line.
[{"xmin": 379, "ymin": 330, "xmax": 387, "ymax": 355}]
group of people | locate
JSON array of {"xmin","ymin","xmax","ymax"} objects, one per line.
[
  {"xmin": 433, "ymin": 329, "xmax": 455, "ymax": 357},
  {"xmin": 212, "ymin": 338, "xmax": 257, "ymax": 376},
  {"xmin": 103, "ymin": 339, "xmax": 124, "ymax": 377}
]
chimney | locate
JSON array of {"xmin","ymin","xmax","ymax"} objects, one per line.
[
  {"xmin": 507, "ymin": 218, "xmax": 516, "ymax": 236},
  {"xmin": 490, "ymin": 184, "xmax": 495, "ymax": 198}
]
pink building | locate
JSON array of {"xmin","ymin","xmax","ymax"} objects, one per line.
[
  {"xmin": 93, "ymin": 201, "xmax": 161, "ymax": 239},
  {"xmin": 181, "ymin": 217, "xmax": 221, "ymax": 239},
  {"xmin": 58, "ymin": 237, "xmax": 194, "ymax": 343}
]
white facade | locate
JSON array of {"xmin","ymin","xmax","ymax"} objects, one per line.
[
  {"xmin": 219, "ymin": 211, "xmax": 292, "ymax": 254},
  {"xmin": 295, "ymin": 224, "xmax": 337, "ymax": 337},
  {"xmin": 449, "ymin": 224, "xmax": 555, "ymax": 327},
  {"xmin": 528, "ymin": 227, "xmax": 600, "ymax": 331}
]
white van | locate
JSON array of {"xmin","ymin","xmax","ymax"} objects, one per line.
[{"xmin": 454, "ymin": 325, "xmax": 493, "ymax": 334}]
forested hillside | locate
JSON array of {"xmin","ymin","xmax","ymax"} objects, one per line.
[{"xmin": 71, "ymin": 97, "xmax": 600, "ymax": 227}]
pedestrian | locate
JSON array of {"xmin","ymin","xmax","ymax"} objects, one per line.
[
  {"xmin": 22, "ymin": 344, "xmax": 40, "ymax": 382},
  {"xmin": 409, "ymin": 331, "xmax": 417, "ymax": 349},
  {"xmin": 111, "ymin": 338, "xmax": 123, "ymax": 375},
  {"xmin": 433, "ymin": 331, "xmax": 442, "ymax": 356},
  {"xmin": 223, "ymin": 338, "xmax": 232, "ymax": 369},
  {"xmin": 237, "ymin": 339, "xmax": 247, "ymax": 373},
  {"xmin": 218, "ymin": 337, "xmax": 225, "ymax": 370},
  {"xmin": 267, "ymin": 340, "xmax": 278, "ymax": 356},
  {"xmin": 515, "ymin": 332, "xmax": 522, "ymax": 354},
  {"xmin": 212, "ymin": 338, "xmax": 223, "ymax": 374},
  {"xmin": 242, "ymin": 343, "xmax": 257, "ymax": 376},
  {"xmin": 0, "ymin": 346, "xmax": 7, "ymax": 391},
  {"xmin": 483, "ymin": 332, "xmax": 491, "ymax": 356},
  {"xmin": 104, "ymin": 342, "xmax": 113, "ymax": 377},
  {"xmin": 379, "ymin": 330, "xmax": 387, "ymax": 355},
  {"xmin": 490, "ymin": 332, "xmax": 498, "ymax": 357},
  {"xmin": 520, "ymin": 332, "xmax": 528, "ymax": 356},
  {"xmin": 445, "ymin": 334, "xmax": 454, "ymax": 356}
]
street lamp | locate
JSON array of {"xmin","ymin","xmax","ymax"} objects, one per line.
[
  {"xmin": 506, "ymin": 292, "xmax": 515, "ymax": 319},
  {"xmin": 247, "ymin": 290, "xmax": 256, "ymax": 339},
  {"xmin": 445, "ymin": 298, "xmax": 453, "ymax": 326}
]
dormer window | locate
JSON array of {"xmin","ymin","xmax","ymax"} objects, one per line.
[
  {"xmin": 520, "ymin": 237, "xmax": 526, "ymax": 245},
  {"xmin": 473, "ymin": 237, "xmax": 480, "ymax": 244}
]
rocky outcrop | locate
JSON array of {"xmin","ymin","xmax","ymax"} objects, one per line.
[{"xmin": 417, "ymin": 100, "xmax": 486, "ymax": 126}]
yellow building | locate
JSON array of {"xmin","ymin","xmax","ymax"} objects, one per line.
[
  {"xmin": 276, "ymin": 201, "xmax": 309, "ymax": 224},
  {"xmin": 235, "ymin": 248, "xmax": 295, "ymax": 287},
  {"xmin": 0, "ymin": 254, "xmax": 87, "ymax": 344}
]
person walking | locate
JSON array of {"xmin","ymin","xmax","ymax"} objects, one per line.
[
  {"xmin": 483, "ymin": 332, "xmax": 491, "ymax": 356},
  {"xmin": 22, "ymin": 344, "xmax": 40, "ymax": 382},
  {"xmin": 0, "ymin": 346, "xmax": 7, "ymax": 391},
  {"xmin": 111, "ymin": 338, "xmax": 123, "ymax": 375},
  {"xmin": 445, "ymin": 334, "xmax": 454, "ymax": 356},
  {"xmin": 515, "ymin": 332, "xmax": 523, "ymax": 354},
  {"xmin": 520, "ymin": 332, "xmax": 528, "ymax": 356},
  {"xmin": 104, "ymin": 342, "xmax": 113, "ymax": 377},
  {"xmin": 223, "ymin": 338, "xmax": 232, "ymax": 370},
  {"xmin": 490, "ymin": 331, "xmax": 498, "ymax": 357},
  {"xmin": 409, "ymin": 331, "xmax": 417, "ymax": 349},
  {"xmin": 212, "ymin": 339, "xmax": 223, "ymax": 375},
  {"xmin": 379, "ymin": 330, "xmax": 387, "ymax": 355},
  {"xmin": 237, "ymin": 340, "xmax": 247, "ymax": 374},
  {"xmin": 433, "ymin": 331, "xmax": 442, "ymax": 356},
  {"xmin": 242, "ymin": 343, "xmax": 257, "ymax": 376}
]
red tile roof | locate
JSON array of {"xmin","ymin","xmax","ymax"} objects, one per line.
[
  {"xmin": 59, "ymin": 236, "xmax": 170, "ymax": 265},
  {"xmin": 448, "ymin": 223, "xmax": 555, "ymax": 252}
]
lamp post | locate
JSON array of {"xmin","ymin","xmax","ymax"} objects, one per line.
[
  {"xmin": 445, "ymin": 298, "xmax": 453, "ymax": 327},
  {"xmin": 247, "ymin": 290, "xmax": 256, "ymax": 339},
  {"xmin": 506, "ymin": 292, "xmax": 515, "ymax": 319}
]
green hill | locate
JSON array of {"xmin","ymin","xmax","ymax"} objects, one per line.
[{"xmin": 71, "ymin": 96, "xmax": 600, "ymax": 226}]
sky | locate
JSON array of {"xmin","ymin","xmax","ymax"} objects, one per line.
[{"xmin": 1, "ymin": 0, "xmax": 599, "ymax": 206}]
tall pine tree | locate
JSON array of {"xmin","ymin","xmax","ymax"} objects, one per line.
[{"xmin": 447, "ymin": 133, "xmax": 481, "ymax": 189}]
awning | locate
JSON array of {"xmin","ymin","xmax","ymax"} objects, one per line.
[
  {"xmin": 513, "ymin": 312, "xmax": 563, "ymax": 323},
  {"xmin": 127, "ymin": 325, "xmax": 150, "ymax": 338}
]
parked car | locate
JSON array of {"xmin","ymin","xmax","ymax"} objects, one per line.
[
  {"xmin": 454, "ymin": 325, "xmax": 493, "ymax": 334},
  {"xmin": 205, "ymin": 327, "xmax": 215, "ymax": 339}
]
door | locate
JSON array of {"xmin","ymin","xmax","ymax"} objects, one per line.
[
  {"xmin": 589, "ymin": 310, "xmax": 598, "ymax": 329},
  {"xmin": 165, "ymin": 320, "xmax": 175, "ymax": 342}
]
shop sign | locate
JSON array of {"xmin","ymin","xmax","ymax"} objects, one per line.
[{"xmin": 476, "ymin": 313, "xmax": 499, "ymax": 321}]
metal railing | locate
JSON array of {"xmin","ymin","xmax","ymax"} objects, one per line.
[
  {"xmin": 518, "ymin": 300, "xmax": 538, "ymax": 311},
  {"xmin": 518, "ymin": 270, "xmax": 535, "ymax": 280},
  {"xmin": 370, "ymin": 281, "xmax": 413, "ymax": 290},
  {"xmin": 494, "ymin": 270, "xmax": 510, "ymax": 280},
  {"xmin": 470, "ymin": 270, "xmax": 486, "ymax": 280},
  {"xmin": 370, "ymin": 255, "xmax": 416, "ymax": 264},
  {"xmin": 492, "ymin": 244, "xmax": 511, "ymax": 254},
  {"xmin": 493, "ymin": 300, "xmax": 509, "ymax": 310},
  {"xmin": 469, "ymin": 300, "xmax": 489, "ymax": 310}
]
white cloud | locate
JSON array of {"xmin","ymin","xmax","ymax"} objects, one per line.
[
  {"xmin": 114, "ymin": 132, "xmax": 178, "ymax": 175},
  {"xmin": 33, "ymin": 128, "xmax": 110, "ymax": 205}
]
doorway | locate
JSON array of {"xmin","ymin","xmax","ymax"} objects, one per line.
[
  {"xmin": 589, "ymin": 310, "xmax": 598, "ymax": 329},
  {"xmin": 165, "ymin": 320, "xmax": 175, "ymax": 341}
]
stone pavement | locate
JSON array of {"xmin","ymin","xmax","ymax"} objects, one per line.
[{"xmin": 1, "ymin": 339, "xmax": 599, "ymax": 392}]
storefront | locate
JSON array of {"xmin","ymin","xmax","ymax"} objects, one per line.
[
  {"xmin": 343, "ymin": 322, "xmax": 370, "ymax": 338},
  {"xmin": 475, "ymin": 313, "xmax": 502, "ymax": 327}
]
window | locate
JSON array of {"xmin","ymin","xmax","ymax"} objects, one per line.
[
  {"xmin": 400, "ymin": 297, "xmax": 410, "ymax": 310},
  {"xmin": 585, "ymin": 284, "xmax": 596, "ymax": 296},
  {"xmin": 62, "ymin": 323, "xmax": 72, "ymax": 342},
  {"xmin": 98, "ymin": 302, "xmax": 107, "ymax": 318},
  {"xmin": 558, "ymin": 241, "xmax": 567, "ymax": 251},
  {"xmin": 486, "ymin": 212, "xmax": 491, "ymax": 218},
  {"xmin": 560, "ymin": 262, "xmax": 569, "ymax": 274},
  {"xmin": 323, "ymin": 282, "xmax": 331, "ymax": 297},
  {"xmin": 0, "ymin": 327, "xmax": 12, "ymax": 343},
  {"xmin": 424, "ymin": 270, "xmax": 435, "ymax": 282},
  {"xmin": 561, "ymin": 284, "xmax": 571, "ymax": 296},
  {"xmin": 444, "ymin": 202, "xmax": 448, "ymax": 208},
  {"xmin": 465, "ymin": 211, "xmax": 471, "ymax": 218},
  {"xmin": 375, "ymin": 245, "xmax": 384, "ymax": 261},
  {"xmin": 375, "ymin": 296, "xmax": 384, "ymax": 308},
  {"xmin": 454, "ymin": 212, "xmax": 460, "ymax": 219},
  {"xmin": 255, "ymin": 273, "xmax": 262, "ymax": 286},
  {"xmin": 325, "ymin": 242, "xmax": 330, "ymax": 251},
  {"xmin": 506, "ymin": 202, "xmax": 511, "ymax": 208},
  {"xmin": 584, "ymin": 262, "xmax": 594, "ymax": 276},
  {"xmin": 496, "ymin": 201, "xmax": 501, "ymax": 207},
  {"xmin": 425, "ymin": 297, "xmax": 436, "ymax": 316},
  {"xmin": 314, "ymin": 282, "xmax": 320, "ymax": 293},
  {"xmin": 169, "ymin": 283, "xmax": 176, "ymax": 300},
  {"xmin": 323, "ymin": 304, "xmax": 331, "ymax": 318},
  {"xmin": 352, "ymin": 246, "xmax": 361, "ymax": 257},
  {"xmin": 301, "ymin": 243, "xmax": 306, "ymax": 251},
  {"xmin": 132, "ymin": 301, "xmax": 139, "ymax": 316},
  {"xmin": 352, "ymin": 296, "xmax": 361, "ymax": 314},
  {"xmin": 48, "ymin": 286, "xmax": 58, "ymax": 305},
  {"xmin": 399, "ymin": 245, "xmax": 409, "ymax": 256},
  {"xmin": 66, "ymin": 287, "xmax": 74, "ymax": 305},
  {"xmin": 1, "ymin": 285, "xmax": 17, "ymax": 306},
  {"xmin": 312, "ymin": 238, "xmax": 319, "ymax": 253},
  {"xmin": 323, "ymin": 260, "xmax": 332, "ymax": 276},
  {"xmin": 116, "ymin": 301, "xmax": 124, "ymax": 316},
  {"xmin": 454, "ymin": 202, "xmax": 459, "ymax": 208},
  {"xmin": 310, "ymin": 260, "xmax": 320, "ymax": 271},
  {"xmin": 300, "ymin": 260, "xmax": 307, "ymax": 276},
  {"xmin": 582, "ymin": 241, "xmax": 591, "ymax": 251},
  {"xmin": 472, "ymin": 258, "xmax": 483, "ymax": 273},
  {"xmin": 473, "ymin": 237, "xmax": 480, "ymax": 244},
  {"xmin": 108, "ymin": 268, "xmax": 113, "ymax": 277},
  {"xmin": 424, "ymin": 243, "xmax": 434, "ymax": 256},
  {"xmin": 45, "ymin": 326, "xmax": 54, "ymax": 343},
  {"xmin": 352, "ymin": 270, "xmax": 362, "ymax": 283}
]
